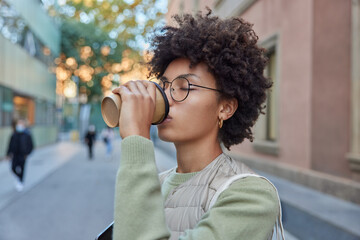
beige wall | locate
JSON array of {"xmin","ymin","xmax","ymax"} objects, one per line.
[
  {"xmin": 227, "ymin": 0, "xmax": 353, "ymax": 178},
  {"xmin": 311, "ymin": 0, "xmax": 352, "ymax": 177},
  {"xmin": 167, "ymin": 0, "xmax": 215, "ymax": 23},
  {"xmin": 166, "ymin": 0, "xmax": 315, "ymax": 169},
  {"xmin": 230, "ymin": 0, "xmax": 314, "ymax": 170},
  {"xmin": 166, "ymin": 0, "xmax": 355, "ymax": 180}
]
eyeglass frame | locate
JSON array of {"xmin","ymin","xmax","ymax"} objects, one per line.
[{"xmin": 157, "ymin": 74, "xmax": 223, "ymax": 102}]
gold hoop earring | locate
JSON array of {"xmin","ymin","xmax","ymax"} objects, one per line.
[{"xmin": 218, "ymin": 118, "xmax": 223, "ymax": 129}]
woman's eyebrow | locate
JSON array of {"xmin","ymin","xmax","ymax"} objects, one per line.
[
  {"xmin": 159, "ymin": 76, "xmax": 168, "ymax": 81},
  {"xmin": 160, "ymin": 73, "xmax": 200, "ymax": 82},
  {"xmin": 174, "ymin": 74, "xmax": 201, "ymax": 84},
  {"xmin": 179, "ymin": 73, "xmax": 200, "ymax": 80}
]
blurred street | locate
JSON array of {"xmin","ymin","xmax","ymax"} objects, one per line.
[{"xmin": 0, "ymin": 138, "xmax": 175, "ymax": 240}]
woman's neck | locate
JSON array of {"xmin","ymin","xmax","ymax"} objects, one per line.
[{"xmin": 174, "ymin": 138, "xmax": 223, "ymax": 173}]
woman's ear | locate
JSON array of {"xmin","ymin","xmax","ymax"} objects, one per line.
[{"xmin": 219, "ymin": 97, "xmax": 238, "ymax": 121}]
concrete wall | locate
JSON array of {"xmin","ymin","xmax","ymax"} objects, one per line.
[
  {"xmin": 225, "ymin": 0, "xmax": 353, "ymax": 178},
  {"xmin": 311, "ymin": 0, "xmax": 352, "ymax": 177},
  {"xmin": 167, "ymin": 0, "xmax": 215, "ymax": 23},
  {"xmin": 0, "ymin": 1, "xmax": 60, "ymax": 158},
  {"xmin": 222, "ymin": 0, "xmax": 315, "ymax": 170}
]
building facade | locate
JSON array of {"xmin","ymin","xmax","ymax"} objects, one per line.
[
  {"xmin": 0, "ymin": 0, "xmax": 60, "ymax": 157},
  {"xmin": 166, "ymin": 0, "xmax": 360, "ymax": 200}
]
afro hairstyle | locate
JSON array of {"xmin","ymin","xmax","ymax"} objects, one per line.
[{"xmin": 147, "ymin": 9, "xmax": 272, "ymax": 150}]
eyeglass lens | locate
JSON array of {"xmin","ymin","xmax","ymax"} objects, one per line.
[{"xmin": 160, "ymin": 77, "xmax": 190, "ymax": 102}]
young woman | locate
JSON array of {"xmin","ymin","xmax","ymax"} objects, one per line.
[{"xmin": 111, "ymin": 10, "xmax": 284, "ymax": 240}]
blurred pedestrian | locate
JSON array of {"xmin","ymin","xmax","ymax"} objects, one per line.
[
  {"xmin": 101, "ymin": 126, "xmax": 114, "ymax": 158},
  {"xmin": 6, "ymin": 119, "xmax": 34, "ymax": 192},
  {"xmin": 84, "ymin": 125, "xmax": 96, "ymax": 160}
]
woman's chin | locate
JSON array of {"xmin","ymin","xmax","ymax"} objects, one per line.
[
  {"xmin": 157, "ymin": 129, "xmax": 181, "ymax": 143},
  {"xmin": 158, "ymin": 133, "xmax": 173, "ymax": 143}
]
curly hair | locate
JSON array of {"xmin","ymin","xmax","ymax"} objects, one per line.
[{"xmin": 147, "ymin": 9, "xmax": 272, "ymax": 150}]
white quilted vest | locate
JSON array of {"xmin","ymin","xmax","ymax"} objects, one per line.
[{"xmin": 159, "ymin": 153, "xmax": 285, "ymax": 240}]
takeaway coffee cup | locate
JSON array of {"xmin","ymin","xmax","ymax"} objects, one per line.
[{"xmin": 101, "ymin": 82, "xmax": 169, "ymax": 128}]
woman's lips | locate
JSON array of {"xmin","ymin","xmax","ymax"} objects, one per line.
[{"xmin": 162, "ymin": 115, "xmax": 172, "ymax": 123}]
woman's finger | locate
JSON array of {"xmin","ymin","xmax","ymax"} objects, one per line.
[
  {"xmin": 136, "ymin": 80, "xmax": 156, "ymax": 102},
  {"xmin": 117, "ymin": 85, "xmax": 131, "ymax": 97},
  {"xmin": 125, "ymin": 81, "xmax": 141, "ymax": 95},
  {"xmin": 135, "ymin": 80, "xmax": 150, "ymax": 97},
  {"xmin": 112, "ymin": 85, "xmax": 129, "ymax": 95}
]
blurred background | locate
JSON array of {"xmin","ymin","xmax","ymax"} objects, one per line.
[{"xmin": 0, "ymin": 0, "xmax": 359, "ymax": 239}]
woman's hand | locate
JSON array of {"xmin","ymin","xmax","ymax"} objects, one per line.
[{"xmin": 112, "ymin": 80, "xmax": 156, "ymax": 139}]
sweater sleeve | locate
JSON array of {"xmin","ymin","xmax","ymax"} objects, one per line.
[
  {"xmin": 113, "ymin": 135, "xmax": 170, "ymax": 240},
  {"xmin": 180, "ymin": 176, "xmax": 280, "ymax": 240}
]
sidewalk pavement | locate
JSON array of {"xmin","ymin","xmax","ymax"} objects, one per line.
[
  {"xmin": 0, "ymin": 138, "xmax": 177, "ymax": 240},
  {"xmin": 0, "ymin": 141, "xmax": 82, "ymax": 211},
  {"xmin": 257, "ymin": 170, "xmax": 360, "ymax": 240},
  {"xmin": 0, "ymin": 138, "xmax": 176, "ymax": 212}
]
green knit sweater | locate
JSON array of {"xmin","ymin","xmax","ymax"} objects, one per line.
[{"xmin": 114, "ymin": 135, "xmax": 279, "ymax": 240}]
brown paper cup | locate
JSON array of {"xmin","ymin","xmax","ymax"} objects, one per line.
[{"xmin": 101, "ymin": 82, "xmax": 169, "ymax": 128}]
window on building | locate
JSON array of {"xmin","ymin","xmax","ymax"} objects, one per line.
[
  {"xmin": 348, "ymin": 0, "xmax": 360, "ymax": 172},
  {"xmin": 24, "ymin": 31, "xmax": 36, "ymax": 57},
  {"xmin": 0, "ymin": 86, "xmax": 13, "ymax": 127},
  {"xmin": 35, "ymin": 99, "xmax": 46, "ymax": 125},
  {"xmin": 265, "ymin": 50, "xmax": 278, "ymax": 142},
  {"xmin": 252, "ymin": 35, "xmax": 279, "ymax": 156},
  {"xmin": 35, "ymin": 99, "xmax": 55, "ymax": 125},
  {"xmin": 47, "ymin": 102, "xmax": 55, "ymax": 125},
  {"xmin": 13, "ymin": 95, "xmax": 35, "ymax": 125}
]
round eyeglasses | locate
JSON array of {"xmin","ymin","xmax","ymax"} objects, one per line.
[{"xmin": 158, "ymin": 76, "xmax": 222, "ymax": 102}]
